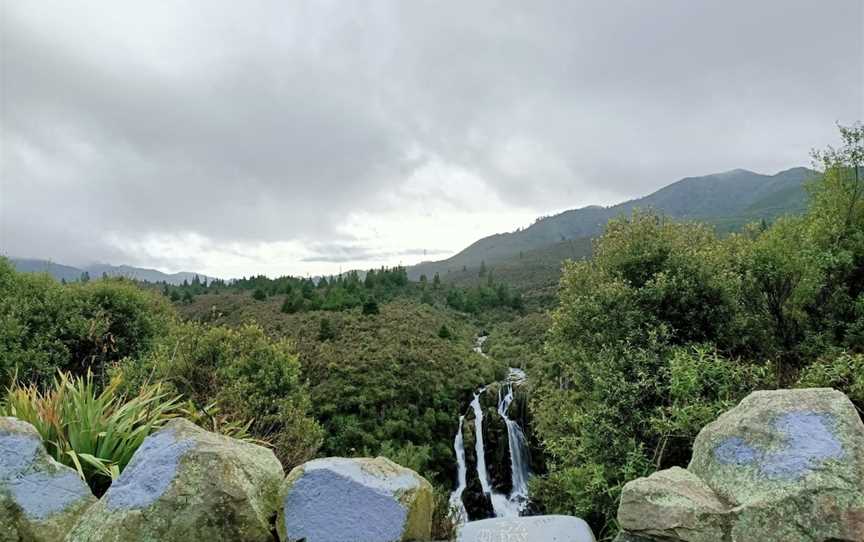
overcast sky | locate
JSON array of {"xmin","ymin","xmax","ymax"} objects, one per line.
[{"xmin": 1, "ymin": 1, "xmax": 862, "ymax": 278}]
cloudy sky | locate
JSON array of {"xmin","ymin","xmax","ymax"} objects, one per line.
[{"xmin": 1, "ymin": 1, "xmax": 862, "ymax": 278}]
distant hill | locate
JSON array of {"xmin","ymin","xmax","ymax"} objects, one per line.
[
  {"xmin": 9, "ymin": 258, "xmax": 85, "ymax": 283},
  {"xmin": 409, "ymin": 167, "xmax": 815, "ymax": 283},
  {"xmin": 8, "ymin": 258, "xmax": 215, "ymax": 285}
]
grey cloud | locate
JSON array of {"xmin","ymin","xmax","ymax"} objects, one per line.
[
  {"xmin": 301, "ymin": 244, "xmax": 450, "ymax": 263},
  {"xmin": 1, "ymin": 0, "xmax": 861, "ymax": 269}
]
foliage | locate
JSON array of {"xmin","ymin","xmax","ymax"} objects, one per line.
[
  {"xmin": 115, "ymin": 321, "xmax": 323, "ymax": 469},
  {"xmin": 178, "ymin": 297, "xmax": 505, "ymax": 483},
  {"xmin": 430, "ymin": 486, "xmax": 459, "ymax": 541},
  {"xmin": 797, "ymin": 352, "xmax": 864, "ymax": 411},
  {"xmin": 0, "ymin": 261, "xmax": 174, "ymax": 389},
  {"xmin": 0, "ymin": 370, "xmax": 181, "ymax": 495},
  {"xmin": 530, "ymin": 124, "xmax": 864, "ymax": 537}
]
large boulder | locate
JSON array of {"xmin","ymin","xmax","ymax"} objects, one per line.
[
  {"xmin": 67, "ymin": 418, "xmax": 284, "ymax": 542},
  {"xmin": 278, "ymin": 456, "xmax": 433, "ymax": 542},
  {"xmin": 0, "ymin": 417, "xmax": 95, "ymax": 542},
  {"xmin": 617, "ymin": 388, "xmax": 864, "ymax": 542},
  {"xmin": 457, "ymin": 515, "xmax": 595, "ymax": 542}
]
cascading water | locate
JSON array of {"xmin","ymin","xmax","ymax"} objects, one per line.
[
  {"xmin": 496, "ymin": 369, "xmax": 531, "ymax": 516},
  {"xmin": 470, "ymin": 391, "xmax": 493, "ymax": 496},
  {"xmin": 450, "ymin": 337, "xmax": 532, "ymax": 522},
  {"xmin": 449, "ymin": 415, "xmax": 468, "ymax": 523}
]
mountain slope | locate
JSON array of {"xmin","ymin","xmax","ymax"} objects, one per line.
[
  {"xmin": 8, "ymin": 258, "xmax": 214, "ymax": 285},
  {"xmin": 409, "ymin": 167, "xmax": 815, "ymax": 280}
]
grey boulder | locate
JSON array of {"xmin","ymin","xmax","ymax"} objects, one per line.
[
  {"xmin": 0, "ymin": 417, "xmax": 96, "ymax": 542},
  {"xmin": 617, "ymin": 388, "xmax": 864, "ymax": 542},
  {"xmin": 66, "ymin": 418, "xmax": 284, "ymax": 542},
  {"xmin": 457, "ymin": 515, "xmax": 596, "ymax": 542},
  {"xmin": 278, "ymin": 456, "xmax": 434, "ymax": 542}
]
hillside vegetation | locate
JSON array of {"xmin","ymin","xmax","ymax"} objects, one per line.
[
  {"xmin": 410, "ymin": 167, "xmax": 815, "ymax": 286},
  {"xmin": 529, "ymin": 126, "xmax": 864, "ymax": 538}
]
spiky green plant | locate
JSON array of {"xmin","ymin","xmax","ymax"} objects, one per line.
[{"xmin": 1, "ymin": 370, "xmax": 181, "ymax": 495}]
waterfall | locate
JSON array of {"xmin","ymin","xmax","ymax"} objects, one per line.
[
  {"xmin": 450, "ymin": 341, "xmax": 532, "ymax": 522},
  {"xmin": 496, "ymin": 369, "xmax": 531, "ymax": 515},
  {"xmin": 470, "ymin": 391, "xmax": 492, "ymax": 496},
  {"xmin": 448, "ymin": 415, "xmax": 468, "ymax": 523}
]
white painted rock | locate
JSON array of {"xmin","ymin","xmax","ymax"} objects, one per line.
[
  {"xmin": 278, "ymin": 456, "xmax": 434, "ymax": 542},
  {"xmin": 457, "ymin": 515, "xmax": 596, "ymax": 542},
  {"xmin": 66, "ymin": 418, "xmax": 284, "ymax": 542},
  {"xmin": 0, "ymin": 416, "xmax": 96, "ymax": 542}
]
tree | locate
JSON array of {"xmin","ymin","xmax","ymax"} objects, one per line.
[
  {"xmin": 362, "ymin": 299, "xmax": 379, "ymax": 315},
  {"xmin": 433, "ymin": 273, "xmax": 441, "ymax": 289},
  {"xmin": 252, "ymin": 288, "xmax": 267, "ymax": 301},
  {"xmin": 318, "ymin": 318, "xmax": 335, "ymax": 341},
  {"xmin": 478, "ymin": 261, "xmax": 487, "ymax": 277},
  {"xmin": 437, "ymin": 324, "xmax": 452, "ymax": 339}
]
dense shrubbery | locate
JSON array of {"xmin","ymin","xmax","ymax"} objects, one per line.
[
  {"xmin": 531, "ymin": 124, "xmax": 864, "ymax": 537},
  {"xmin": 0, "ymin": 264, "xmax": 175, "ymax": 388},
  {"xmin": 0, "ymin": 263, "xmax": 323, "ymax": 474},
  {"xmin": 179, "ymin": 296, "xmax": 506, "ymax": 484},
  {"xmin": 115, "ymin": 322, "xmax": 323, "ymax": 468}
]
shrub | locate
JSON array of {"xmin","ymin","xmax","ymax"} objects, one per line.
[
  {"xmin": 0, "ymin": 370, "xmax": 181, "ymax": 495},
  {"xmin": 797, "ymin": 352, "xmax": 864, "ymax": 409},
  {"xmin": 0, "ymin": 260, "xmax": 175, "ymax": 389},
  {"xmin": 116, "ymin": 322, "xmax": 323, "ymax": 469}
]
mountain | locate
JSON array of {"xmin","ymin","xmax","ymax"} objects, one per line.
[
  {"xmin": 8, "ymin": 258, "xmax": 215, "ymax": 285},
  {"xmin": 409, "ymin": 167, "xmax": 816, "ymax": 281},
  {"xmin": 9, "ymin": 258, "xmax": 86, "ymax": 283}
]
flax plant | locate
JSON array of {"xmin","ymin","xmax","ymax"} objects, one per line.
[{"xmin": 1, "ymin": 370, "xmax": 181, "ymax": 495}]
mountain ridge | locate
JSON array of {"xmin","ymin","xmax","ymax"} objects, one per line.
[
  {"xmin": 8, "ymin": 258, "xmax": 215, "ymax": 285},
  {"xmin": 408, "ymin": 166, "xmax": 816, "ymax": 280}
]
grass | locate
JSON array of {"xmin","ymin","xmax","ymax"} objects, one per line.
[{"xmin": 1, "ymin": 370, "xmax": 181, "ymax": 495}]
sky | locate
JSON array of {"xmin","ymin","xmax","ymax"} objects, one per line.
[{"xmin": 1, "ymin": 1, "xmax": 862, "ymax": 278}]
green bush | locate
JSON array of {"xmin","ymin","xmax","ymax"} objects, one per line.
[
  {"xmin": 531, "ymin": 124, "xmax": 864, "ymax": 537},
  {"xmin": 1, "ymin": 370, "xmax": 180, "ymax": 495},
  {"xmin": 0, "ymin": 260, "xmax": 174, "ymax": 389},
  {"xmin": 797, "ymin": 352, "xmax": 864, "ymax": 409},
  {"xmin": 116, "ymin": 321, "xmax": 323, "ymax": 469}
]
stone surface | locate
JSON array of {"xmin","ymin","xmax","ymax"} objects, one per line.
[
  {"xmin": 0, "ymin": 417, "xmax": 96, "ymax": 542},
  {"xmin": 278, "ymin": 456, "xmax": 434, "ymax": 542},
  {"xmin": 66, "ymin": 418, "xmax": 284, "ymax": 542},
  {"xmin": 617, "ymin": 467, "xmax": 727, "ymax": 542},
  {"xmin": 617, "ymin": 388, "xmax": 864, "ymax": 542},
  {"xmin": 457, "ymin": 515, "xmax": 595, "ymax": 542}
]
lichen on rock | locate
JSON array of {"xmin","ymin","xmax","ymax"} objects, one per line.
[
  {"xmin": 66, "ymin": 418, "xmax": 284, "ymax": 542},
  {"xmin": 617, "ymin": 388, "xmax": 864, "ymax": 542},
  {"xmin": 278, "ymin": 456, "xmax": 434, "ymax": 542},
  {"xmin": 0, "ymin": 417, "xmax": 96, "ymax": 542}
]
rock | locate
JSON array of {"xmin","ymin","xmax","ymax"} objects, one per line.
[
  {"xmin": 617, "ymin": 467, "xmax": 728, "ymax": 542},
  {"xmin": 457, "ymin": 515, "xmax": 595, "ymax": 542},
  {"xmin": 278, "ymin": 456, "xmax": 433, "ymax": 542},
  {"xmin": 617, "ymin": 388, "xmax": 864, "ymax": 542},
  {"xmin": 66, "ymin": 418, "xmax": 283, "ymax": 542},
  {"xmin": 0, "ymin": 417, "xmax": 96, "ymax": 542},
  {"xmin": 612, "ymin": 533, "xmax": 656, "ymax": 542}
]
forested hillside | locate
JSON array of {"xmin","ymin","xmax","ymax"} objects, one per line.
[{"xmin": 409, "ymin": 167, "xmax": 815, "ymax": 284}]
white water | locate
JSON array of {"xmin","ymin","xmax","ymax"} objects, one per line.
[
  {"xmin": 450, "ymin": 338, "xmax": 532, "ymax": 522},
  {"xmin": 448, "ymin": 415, "xmax": 468, "ymax": 523},
  {"xmin": 496, "ymin": 370, "xmax": 531, "ymax": 516},
  {"xmin": 470, "ymin": 392, "xmax": 492, "ymax": 496}
]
